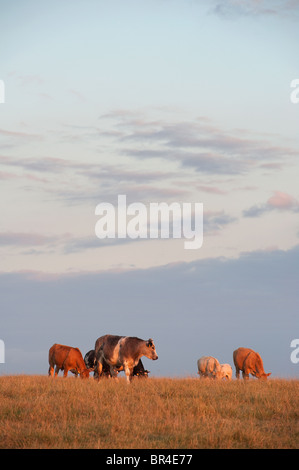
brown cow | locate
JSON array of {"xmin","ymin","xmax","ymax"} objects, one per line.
[
  {"xmin": 233, "ymin": 347, "xmax": 271, "ymax": 380},
  {"xmin": 94, "ymin": 334, "xmax": 158, "ymax": 383},
  {"xmin": 48, "ymin": 343, "xmax": 91, "ymax": 379}
]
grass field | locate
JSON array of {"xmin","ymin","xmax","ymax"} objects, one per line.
[{"xmin": 0, "ymin": 375, "xmax": 298, "ymax": 449}]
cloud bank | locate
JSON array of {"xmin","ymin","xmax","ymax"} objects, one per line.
[{"xmin": 1, "ymin": 245, "xmax": 298, "ymax": 378}]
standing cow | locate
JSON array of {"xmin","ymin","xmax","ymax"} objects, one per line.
[
  {"xmin": 94, "ymin": 335, "xmax": 158, "ymax": 383},
  {"xmin": 87, "ymin": 348, "xmax": 149, "ymax": 379},
  {"xmin": 48, "ymin": 344, "xmax": 91, "ymax": 379},
  {"xmin": 233, "ymin": 347, "xmax": 271, "ymax": 380},
  {"xmin": 197, "ymin": 356, "xmax": 222, "ymax": 379}
]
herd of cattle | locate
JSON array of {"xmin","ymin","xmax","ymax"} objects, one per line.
[{"xmin": 48, "ymin": 334, "xmax": 271, "ymax": 383}]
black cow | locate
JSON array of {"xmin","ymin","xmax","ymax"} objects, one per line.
[{"xmin": 84, "ymin": 349, "xmax": 111, "ymax": 378}]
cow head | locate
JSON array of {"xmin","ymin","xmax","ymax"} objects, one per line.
[
  {"xmin": 145, "ymin": 338, "xmax": 158, "ymax": 361},
  {"xmin": 259, "ymin": 372, "xmax": 271, "ymax": 380},
  {"xmin": 80, "ymin": 368, "xmax": 93, "ymax": 379},
  {"xmin": 214, "ymin": 370, "xmax": 222, "ymax": 380},
  {"xmin": 135, "ymin": 369, "xmax": 150, "ymax": 378},
  {"xmin": 252, "ymin": 369, "xmax": 271, "ymax": 380}
]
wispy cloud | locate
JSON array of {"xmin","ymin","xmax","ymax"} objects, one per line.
[
  {"xmin": 0, "ymin": 232, "xmax": 70, "ymax": 247},
  {"xmin": 0, "ymin": 128, "xmax": 42, "ymax": 140},
  {"xmin": 243, "ymin": 191, "xmax": 299, "ymax": 217},
  {"xmin": 101, "ymin": 111, "xmax": 297, "ymax": 176},
  {"xmin": 17, "ymin": 74, "xmax": 44, "ymax": 87},
  {"xmin": 208, "ymin": 0, "xmax": 299, "ymax": 19}
]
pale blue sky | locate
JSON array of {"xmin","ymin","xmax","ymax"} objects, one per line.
[{"xmin": 1, "ymin": 0, "xmax": 299, "ymax": 377}]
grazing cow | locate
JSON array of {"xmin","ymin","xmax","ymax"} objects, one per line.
[
  {"xmin": 133, "ymin": 358, "xmax": 150, "ymax": 378},
  {"xmin": 84, "ymin": 349, "xmax": 113, "ymax": 379},
  {"xmin": 48, "ymin": 344, "xmax": 91, "ymax": 379},
  {"xmin": 197, "ymin": 356, "xmax": 222, "ymax": 379},
  {"xmin": 233, "ymin": 347, "xmax": 271, "ymax": 380},
  {"xmin": 94, "ymin": 335, "xmax": 158, "ymax": 383},
  {"xmin": 220, "ymin": 363, "xmax": 233, "ymax": 380},
  {"xmin": 84, "ymin": 350, "xmax": 96, "ymax": 370}
]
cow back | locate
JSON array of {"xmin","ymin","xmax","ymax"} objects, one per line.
[
  {"xmin": 233, "ymin": 347, "xmax": 253, "ymax": 370},
  {"xmin": 49, "ymin": 344, "xmax": 73, "ymax": 369}
]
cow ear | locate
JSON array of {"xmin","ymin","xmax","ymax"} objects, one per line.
[
  {"xmin": 267, "ymin": 373, "xmax": 271, "ymax": 377},
  {"xmin": 147, "ymin": 338, "xmax": 153, "ymax": 346}
]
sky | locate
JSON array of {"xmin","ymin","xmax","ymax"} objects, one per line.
[{"xmin": 0, "ymin": 0, "xmax": 299, "ymax": 378}]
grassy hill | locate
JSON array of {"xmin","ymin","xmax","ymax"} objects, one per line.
[{"xmin": 0, "ymin": 375, "xmax": 298, "ymax": 449}]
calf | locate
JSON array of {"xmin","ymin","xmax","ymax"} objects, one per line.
[
  {"xmin": 220, "ymin": 363, "xmax": 233, "ymax": 380},
  {"xmin": 133, "ymin": 358, "xmax": 150, "ymax": 378}
]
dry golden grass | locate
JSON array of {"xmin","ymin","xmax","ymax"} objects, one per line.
[{"xmin": 0, "ymin": 375, "xmax": 298, "ymax": 449}]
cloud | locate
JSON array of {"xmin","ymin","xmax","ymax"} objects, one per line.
[
  {"xmin": 0, "ymin": 232, "xmax": 70, "ymax": 247},
  {"xmin": 267, "ymin": 191, "xmax": 298, "ymax": 210},
  {"xmin": 2, "ymin": 112, "xmax": 297, "ymax": 204},
  {"xmin": 79, "ymin": 164, "xmax": 177, "ymax": 185},
  {"xmin": 99, "ymin": 111, "xmax": 297, "ymax": 176},
  {"xmin": 17, "ymin": 74, "xmax": 44, "ymax": 87},
  {"xmin": 0, "ymin": 155, "xmax": 77, "ymax": 174},
  {"xmin": 198, "ymin": 185, "xmax": 227, "ymax": 195},
  {"xmin": 208, "ymin": 0, "xmax": 299, "ymax": 19},
  {"xmin": 204, "ymin": 211, "xmax": 237, "ymax": 234},
  {"xmin": 243, "ymin": 191, "xmax": 299, "ymax": 217},
  {"xmin": 0, "ymin": 128, "xmax": 42, "ymax": 140},
  {"xmin": 63, "ymin": 235, "xmax": 135, "ymax": 254}
]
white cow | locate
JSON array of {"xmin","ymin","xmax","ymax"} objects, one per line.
[
  {"xmin": 220, "ymin": 363, "xmax": 233, "ymax": 380},
  {"xmin": 197, "ymin": 356, "xmax": 222, "ymax": 379}
]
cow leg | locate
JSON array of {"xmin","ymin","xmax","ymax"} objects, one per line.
[
  {"xmin": 93, "ymin": 363, "xmax": 99, "ymax": 380},
  {"xmin": 54, "ymin": 366, "xmax": 60, "ymax": 377},
  {"xmin": 48, "ymin": 366, "xmax": 54, "ymax": 377},
  {"xmin": 63, "ymin": 368, "xmax": 69, "ymax": 378},
  {"xmin": 235, "ymin": 367, "xmax": 240, "ymax": 379},
  {"xmin": 124, "ymin": 364, "xmax": 133, "ymax": 384},
  {"xmin": 94, "ymin": 360, "xmax": 103, "ymax": 381},
  {"xmin": 242, "ymin": 370, "xmax": 249, "ymax": 380},
  {"xmin": 109, "ymin": 366, "xmax": 118, "ymax": 379}
]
